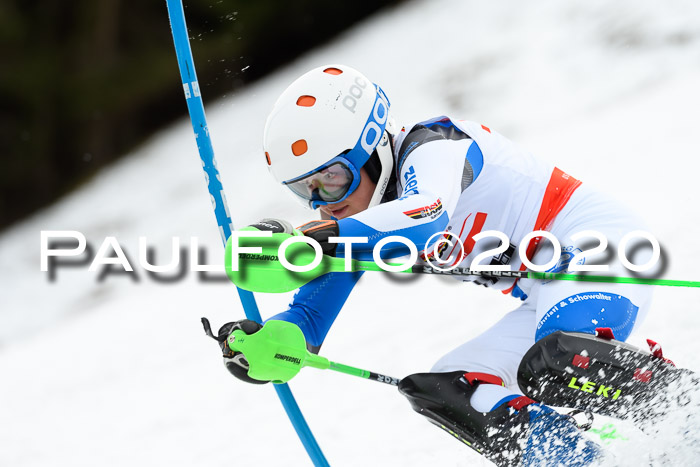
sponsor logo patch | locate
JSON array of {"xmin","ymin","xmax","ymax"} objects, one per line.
[
  {"xmin": 240, "ymin": 253, "xmax": 279, "ymax": 261},
  {"xmin": 403, "ymin": 199, "xmax": 443, "ymax": 220},
  {"xmin": 567, "ymin": 376, "xmax": 622, "ymax": 400},
  {"xmin": 542, "ymin": 245, "xmax": 585, "ymax": 284},
  {"xmin": 274, "ymin": 353, "xmax": 302, "ymax": 365},
  {"xmin": 402, "ymin": 165, "xmax": 419, "ymax": 197}
]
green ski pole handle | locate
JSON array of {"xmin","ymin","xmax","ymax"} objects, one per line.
[
  {"xmin": 224, "ymin": 229, "xmax": 469, "ymax": 293},
  {"xmin": 225, "ymin": 231, "xmax": 700, "ymax": 293},
  {"xmin": 227, "ymin": 320, "xmax": 401, "ymax": 386}
]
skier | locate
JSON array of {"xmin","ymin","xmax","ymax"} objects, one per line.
[{"xmin": 211, "ymin": 65, "xmax": 693, "ymax": 465}]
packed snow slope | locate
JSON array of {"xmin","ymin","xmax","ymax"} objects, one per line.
[{"xmin": 2, "ymin": 0, "xmax": 700, "ymax": 465}]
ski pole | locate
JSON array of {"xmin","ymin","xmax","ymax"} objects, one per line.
[
  {"xmin": 165, "ymin": 3, "xmax": 328, "ymax": 465},
  {"xmin": 218, "ymin": 318, "xmax": 401, "ymax": 386},
  {"xmin": 225, "ymin": 231, "xmax": 700, "ymax": 293}
]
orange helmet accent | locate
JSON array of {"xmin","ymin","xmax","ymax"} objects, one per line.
[
  {"xmin": 291, "ymin": 140, "xmax": 308, "ymax": 156},
  {"xmin": 296, "ymin": 95, "xmax": 316, "ymax": 107},
  {"xmin": 323, "ymin": 67, "xmax": 343, "ymax": 75}
]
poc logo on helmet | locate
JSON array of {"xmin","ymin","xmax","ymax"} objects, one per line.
[
  {"xmin": 342, "ymin": 76, "xmax": 368, "ymax": 114},
  {"xmin": 359, "ymin": 88, "xmax": 389, "ymax": 156}
]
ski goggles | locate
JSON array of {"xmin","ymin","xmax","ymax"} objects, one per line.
[
  {"xmin": 282, "ymin": 84, "xmax": 390, "ymax": 208},
  {"xmin": 283, "ymin": 155, "xmax": 362, "ymax": 208}
]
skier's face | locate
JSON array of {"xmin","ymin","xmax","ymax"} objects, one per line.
[{"xmin": 319, "ymin": 167, "xmax": 376, "ymax": 219}]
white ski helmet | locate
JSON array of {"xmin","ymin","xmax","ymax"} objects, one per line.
[{"xmin": 263, "ymin": 64, "xmax": 397, "ymax": 210}]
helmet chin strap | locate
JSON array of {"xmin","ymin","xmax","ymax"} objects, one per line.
[{"xmin": 367, "ymin": 119, "xmax": 397, "ymax": 209}]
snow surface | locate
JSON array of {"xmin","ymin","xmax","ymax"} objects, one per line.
[{"xmin": 2, "ymin": 0, "xmax": 700, "ymax": 465}]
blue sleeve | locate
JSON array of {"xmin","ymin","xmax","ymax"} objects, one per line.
[
  {"xmin": 268, "ymin": 270, "xmax": 363, "ymax": 347},
  {"xmin": 337, "ymin": 211, "xmax": 449, "ymax": 259}
]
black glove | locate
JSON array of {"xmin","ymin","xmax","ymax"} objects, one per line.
[
  {"xmin": 248, "ymin": 218, "xmax": 296, "ymax": 235},
  {"xmin": 249, "ymin": 218, "xmax": 340, "ymax": 256},
  {"xmin": 297, "ymin": 220, "xmax": 340, "ymax": 256},
  {"xmin": 201, "ymin": 317, "xmax": 269, "ymax": 385}
]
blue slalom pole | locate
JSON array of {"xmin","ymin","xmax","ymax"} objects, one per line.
[{"xmin": 165, "ymin": 2, "xmax": 329, "ymax": 465}]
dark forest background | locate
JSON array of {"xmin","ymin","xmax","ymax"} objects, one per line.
[{"xmin": 0, "ymin": 0, "xmax": 400, "ymax": 230}]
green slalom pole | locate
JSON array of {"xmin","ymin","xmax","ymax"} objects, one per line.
[
  {"xmin": 225, "ymin": 231, "xmax": 700, "ymax": 294},
  {"xmin": 227, "ymin": 320, "xmax": 401, "ymax": 386}
]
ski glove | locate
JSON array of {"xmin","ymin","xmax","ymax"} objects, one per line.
[
  {"xmin": 297, "ymin": 220, "xmax": 339, "ymax": 256},
  {"xmin": 217, "ymin": 320, "xmax": 270, "ymax": 385},
  {"xmin": 248, "ymin": 218, "xmax": 296, "ymax": 235},
  {"xmin": 249, "ymin": 218, "xmax": 340, "ymax": 256}
]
